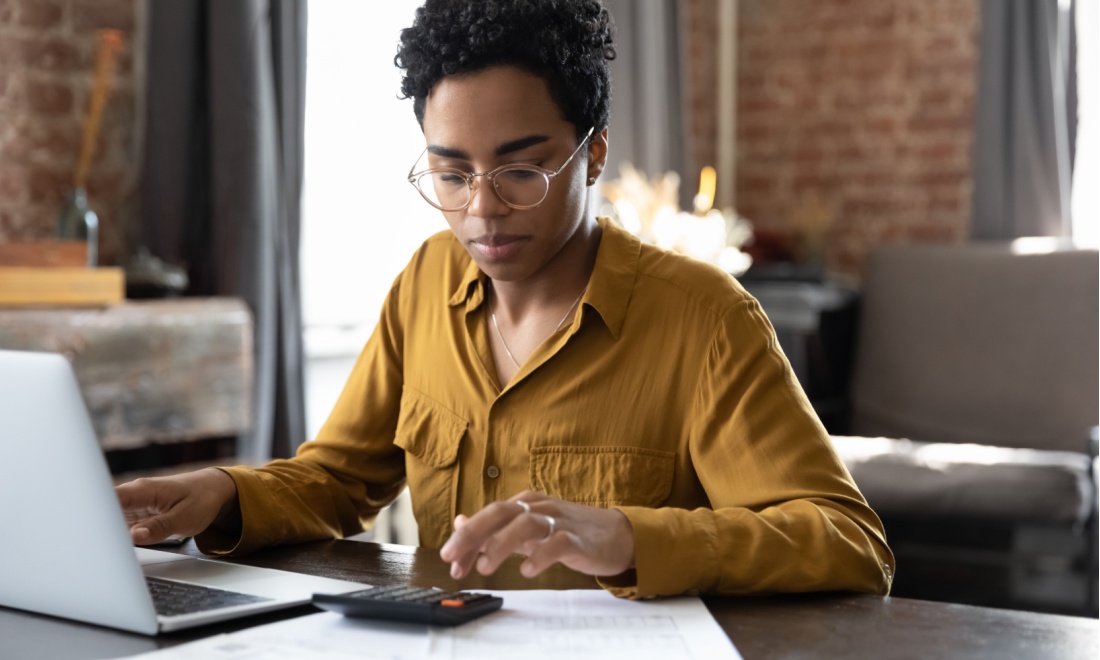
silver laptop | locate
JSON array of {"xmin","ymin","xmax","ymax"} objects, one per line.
[{"xmin": 0, "ymin": 349, "xmax": 368, "ymax": 634}]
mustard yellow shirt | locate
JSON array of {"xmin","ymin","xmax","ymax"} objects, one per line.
[{"xmin": 199, "ymin": 217, "xmax": 893, "ymax": 598}]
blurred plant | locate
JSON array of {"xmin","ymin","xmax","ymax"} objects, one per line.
[{"xmin": 600, "ymin": 164, "xmax": 753, "ymax": 275}]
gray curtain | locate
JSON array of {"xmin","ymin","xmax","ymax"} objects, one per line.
[
  {"xmin": 971, "ymin": 0, "xmax": 1077, "ymax": 239},
  {"xmin": 140, "ymin": 0, "xmax": 307, "ymax": 462},
  {"xmin": 605, "ymin": 0, "xmax": 691, "ymax": 209}
]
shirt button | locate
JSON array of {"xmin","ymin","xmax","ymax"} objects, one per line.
[{"xmin": 486, "ymin": 465, "xmax": 501, "ymax": 479}]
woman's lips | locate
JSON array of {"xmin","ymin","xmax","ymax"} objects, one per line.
[{"xmin": 470, "ymin": 234, "xmax": 528, "ymax": 260}]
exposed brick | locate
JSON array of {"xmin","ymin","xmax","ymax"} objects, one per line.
[
  {"xmin": 0, "ymin": 0, "xmax": 136, "ymax": 246},
  {"xmin": 792, "ymin": 174, "xmax": 843, "ymax": 191},
  {"xmin": 842, "ymin": 196, "xmax": 914, "ymax": 216},
  {"xmin": 26, "ymin": 78, "xmax": 73, "ymax": 115},
  {"xmin": 0, "ymin": 201, "xmax": 53, "ymax": 240},
  {"xmin": 907, "ymin": 224, "xmax": 960, "ymax": 242},
  {"xmin": 930, "ymin": 196, "xmax": 962, "ymax": 212},
  {"xmin": 684, "ymin": 0, "xmax": 980, "ymax": 281},
  {"xmin": 794, "ymin": 146, "xmax": 825, "ymax": 164},
  {"xmin": 0, "ymin": 73, "xmax": 21, "ymax": 113},
  {"xmin": 741, "ymin": 176, "xmax": 776, "ymax": 194},
  {"xmin": 911, "ymin": 169, "xmax": 968, "ymax": 186},
  {"xmin": 0, "ymin": 164, "xmax": 28, "ymax": 202},
  {"xmin": 13, "ymin": 0, "xmax": 64, "ymax": 29},
  {"xmin": 0, "ymin": 207, "xmax": 14, "ymax": 239},
  {"xmin": 0, "ymin": 35, "xmax": 85, "ymax": 73},
  {"xmin": 917, "ymin": 142, "xmax": 963, "ymax": 161},
  {"xmin": 0, "ymin": 116, "xmax": 81, "ymax": 165},
  {"xmin": 851, "ymin": 171, "xmax": 897, "ymax": 187},
  {"xmin": 27, "ymin": 165, "xmax": 69, "ymax": 203},
  {"xmin": 72, "ymin": 0, "xmax": 135, "ymax": 32},
  {"xmin": 86, "ymin": 167, "xmax": 125, "ymax": 200}
]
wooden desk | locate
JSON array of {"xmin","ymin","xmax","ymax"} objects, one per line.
[{"xmin": 1, "ymin": 540, "xmax": 1095, "ymax": 659}]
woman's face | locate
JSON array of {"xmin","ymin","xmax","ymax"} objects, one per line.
[{"xmin": 420, "ymin": 65, "xmax": 605, "ymax": 284}]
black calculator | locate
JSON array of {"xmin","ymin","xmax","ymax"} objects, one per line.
[{"xmin": 312, "ymin": 585, "xmax": 504, "ymax": 626}]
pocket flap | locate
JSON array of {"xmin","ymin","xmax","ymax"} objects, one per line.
[
  {"xmin": 530, "ymin": 446, "xmax": 676, "ymax": 507},
  {"xmin": 393, "ymin": 389, "xmax": 467, "ymax": 469}
]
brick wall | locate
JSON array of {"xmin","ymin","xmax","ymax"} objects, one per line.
[
  {"xmin": 0, "ymin": 0, "xmax": 139, "ymax": 264},
  {"xmin": 685, "ymin": 0, "xmax": 980, "ymax": 280},
  {"xmin": 0, "ymin": 0, "xmax": 979, "ymax": 277}
]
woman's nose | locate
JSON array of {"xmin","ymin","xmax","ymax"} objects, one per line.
[{"xmin": 466, "ymin": 175, "xmax": 511, "ymax": 217}]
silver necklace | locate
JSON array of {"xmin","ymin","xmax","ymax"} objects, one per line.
[{"xmin": 488, "ymin": 284, "xmax": 585, "ymax": 369}]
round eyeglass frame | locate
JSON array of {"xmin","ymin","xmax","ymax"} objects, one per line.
[{"xmin": 406, "ymin": 127, "xmax": 595, "ymax": 212}]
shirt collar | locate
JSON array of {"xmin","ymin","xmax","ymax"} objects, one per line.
[
  {"xmin": 448, "ymin": 257, "xmax": 485, "ymax": 310},
  {"xmin": 447, "ymin": 216, "xmax": 640, "ymax": 340},
  {"xmin": 582, "ymin": 216, "xmax": 639, "ymax": 340}
]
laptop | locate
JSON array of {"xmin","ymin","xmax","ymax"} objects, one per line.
[{"xmin": 0, "ymin": 349, "xmax": 368, "ymax": 635}]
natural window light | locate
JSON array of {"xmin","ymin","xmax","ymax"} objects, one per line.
[
  {"xmin": 300, "ymin": 2, "xmax": 431, "ymax": 543},
  {"xmin": 301, "ymin": 0, "xmax": 442, "ymax": 442},
  {"xmin": 301, "ymin": 0, "xmax": 442, "ymax": 360},
  {"xmin": 1071, "ymin": 0, "xmax": 1098, "ymax": 246}
]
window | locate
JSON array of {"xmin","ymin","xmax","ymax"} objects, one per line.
[
  {"xmin": 302, "ymin": 0, "xmax": 441, "ymax": 438},
  {"xmin": 302, "ymin": 0, "xmax": 441, "ymax": 357},
  {"xmin": 1071, "ymin": 0, "xmax": 1098, "ymax": 246},
  {"xmin": 301, "ymin": 2, "xmax": 431, "ymax": 543}
]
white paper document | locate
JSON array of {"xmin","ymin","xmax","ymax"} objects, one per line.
[{"xmin": 125, "ymin": 589, "xmax": 741, "ymax": 660}]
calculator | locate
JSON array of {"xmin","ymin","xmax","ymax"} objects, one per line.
[{"xmin": 312, "ymin": 585, "xmax": 504, "ymax": 626}]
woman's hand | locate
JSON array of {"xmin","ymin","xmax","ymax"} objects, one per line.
[
  {"xmin": 439, "ymin": 490, "xmax": 635, "ymax": 580},
  {"xmin": 114, "ymin": 468, "xmax": 240, "ymax": 545}
]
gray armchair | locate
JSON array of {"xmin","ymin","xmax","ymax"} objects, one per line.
[{"xmin": 831, "ymin": 243, "xmax": 1098, "ymax": 615}]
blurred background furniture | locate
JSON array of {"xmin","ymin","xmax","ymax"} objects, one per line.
[
  {"xmin": 0, "ymin": 298, "xmax": 254, "ymax": 479},
  {"xmin": 831, "ymin": 243, "xmax": 1099, "ymax": 616}
]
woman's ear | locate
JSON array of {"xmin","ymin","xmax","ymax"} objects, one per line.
[{"xmin": 586, "ymin": 128, "xmax": 609, "ymax": 185}]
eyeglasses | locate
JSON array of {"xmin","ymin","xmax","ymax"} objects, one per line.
[{"xmin": 407, "ymin": 127, "xmax": 595, "ymax": 212}]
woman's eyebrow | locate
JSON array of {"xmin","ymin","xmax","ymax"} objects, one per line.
[
  {"xmin": 426, "ymin": 134, "xmax": 551, "ymax": 160},
  {"xmin": 494, "ymin": 134, "xmax": 549, "ymax": 156}
]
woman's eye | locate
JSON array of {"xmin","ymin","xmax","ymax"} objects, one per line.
[
  {"xmin": 502, "ymin": 168, "xmax": 540, "ymax": 181},
  {"xmin": 436, "ymin": 172, "xmax": 467, "ymax": 185}
]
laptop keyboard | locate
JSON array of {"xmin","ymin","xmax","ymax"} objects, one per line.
[{"xmin": 146, "ymin": 576, "xmax": 273, "ymax": 616}]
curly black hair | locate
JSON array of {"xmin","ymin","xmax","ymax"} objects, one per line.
[{"xmin": 394, "ymin": 0, "xmax": 616, "ymax": 140}]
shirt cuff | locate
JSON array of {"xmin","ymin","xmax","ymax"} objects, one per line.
[
  {"xmin": 597, "ymin": 506, "xmax": 718, "ymax": 599},
  {"xmin": 193, "ymin": 466, "xmax": 258, "ymax": 556}
]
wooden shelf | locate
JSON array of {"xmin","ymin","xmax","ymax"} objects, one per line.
[{"xmin": 0, "ymin": 266, "xmax": 124, "ymax": 306}]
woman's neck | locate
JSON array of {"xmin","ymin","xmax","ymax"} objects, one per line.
[{"xmin": 489, "ymin": 217, "xmax": 602, "ymax": 323}]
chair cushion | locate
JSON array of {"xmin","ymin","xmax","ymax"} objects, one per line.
[{"xmin": 832, "ymin": 435, "xmax": 1094, "ymax": 525}]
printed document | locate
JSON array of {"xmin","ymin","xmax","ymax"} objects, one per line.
[{"xmin": 126, "ymin": 589, "xmax": 742, "ymax": 659}]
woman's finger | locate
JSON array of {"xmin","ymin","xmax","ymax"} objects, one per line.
[
  {"xmin": 441, "ymin": 500, "xmax": 526, "ymax": 577},
  {"xmin": 520, "ymin": 528, "xmax": 574, "ymax": 577},
  {"xmin": 475, "ymin": 511, "xmax": 557, "ymax": 575}
]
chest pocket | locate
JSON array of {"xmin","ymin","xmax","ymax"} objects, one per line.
[
  {"xmin": 393, "ymin": 388, "xmax": 467, "ymax": 547},
  {"xmin": 529, "ymin": 446, "xmax": 676, "ymax": 507}
]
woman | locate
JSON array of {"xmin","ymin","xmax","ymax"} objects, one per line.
[{"xmin": 117, "ymin": 0, "xmax": 893, "ymax": 599}]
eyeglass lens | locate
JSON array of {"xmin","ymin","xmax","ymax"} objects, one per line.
[{"xmin": 414, "ymin": 167, "xmax": 550, "ymax": 211}]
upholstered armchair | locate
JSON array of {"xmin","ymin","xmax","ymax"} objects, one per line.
[{"xmin": 831, "ymin": 243, "xmax": 1098, "ymax": 616}]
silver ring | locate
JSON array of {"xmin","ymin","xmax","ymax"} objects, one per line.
[
  {"xmin": 516, "ymin": 500, "xmax": 531, "ymax": 514},
  {"xmin": 541, "ymin": 515, "xmax": 556, "ymax": 542}
]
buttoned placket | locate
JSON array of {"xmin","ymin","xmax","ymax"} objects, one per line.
[{"xmin": 462, "ymin": 279, "xmax": 586, "ymax": 508}]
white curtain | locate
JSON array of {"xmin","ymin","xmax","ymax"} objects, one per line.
[{"xmin": 971, "ymin": 0, "xmax": 1078, "ymax": 239}]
